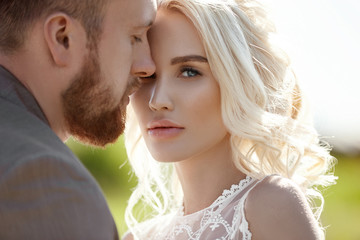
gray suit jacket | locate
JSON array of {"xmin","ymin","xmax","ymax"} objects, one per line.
[{"xmin": 0, "ymin": 66, "xmax": 119, "ymax": 239}]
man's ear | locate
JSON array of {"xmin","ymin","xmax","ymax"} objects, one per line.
[{"xmin": 43, "ymin": 13, "xmax": 78, "ymax": 67}]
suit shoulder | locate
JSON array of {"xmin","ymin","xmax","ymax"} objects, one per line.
[{"xmin": 0, "ymin": 101, "xmax": 77, "ymax": 165}]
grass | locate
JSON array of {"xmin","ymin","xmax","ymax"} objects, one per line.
[{"xmin": 321, "ymin": 154, "xmax": 360, "ymax": 240}]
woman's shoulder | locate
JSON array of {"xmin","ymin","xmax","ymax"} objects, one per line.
[
  {"xmin": 248, "ymin": 175, "xmax": 304, "ymax": 204},
  {"xmin": 121, "ymin": 231, "xmax": 133, "ymax": 240},
  {"xmin": 245, "ymin": 175, "xmax": 323, "ymax": 240}
]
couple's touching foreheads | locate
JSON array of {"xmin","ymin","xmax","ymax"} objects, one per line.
[{"xmin": 0, "ymin": 0, "xmax": 336, "ymax": 239}]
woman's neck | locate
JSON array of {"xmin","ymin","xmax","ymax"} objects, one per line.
[{"xmin": 175, "ymin": 135, "xmax": 246, "ymax": 215}]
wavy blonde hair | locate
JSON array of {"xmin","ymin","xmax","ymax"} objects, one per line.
[{"xmin": 124, "ymin": 0, "xmax": 336, "ymax": 237}]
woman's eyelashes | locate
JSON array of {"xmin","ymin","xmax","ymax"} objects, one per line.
[{"xmin": 178, "ymin": 66, "xmax": 202, "ymax": 78}]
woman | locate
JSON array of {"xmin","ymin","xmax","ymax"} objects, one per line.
[{"xmin": 123, "ymin": 0, "xmax": 336, "ymax": 239}]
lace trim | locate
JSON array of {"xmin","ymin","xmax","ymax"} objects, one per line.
[
  {"xmin": 211, "ymin": 175, "xmax": 253, "ymax": 208},
  {"xmin": 143, "ymin": 175, "xmax": 258, "ymax": 240},
  {"xmin": 239, "ymin": 211, "xmax": 252, "ymax": 240},
  {"xmin": 178, "ymin": 176, "xmax": 253, "ymax": 216},
  {"xmin": 136, "ymin": 176, "xmax": 282, "ymax": 240}
]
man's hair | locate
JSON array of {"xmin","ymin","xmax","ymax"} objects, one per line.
[{"xmin": 0, "ymin": 0, "xmax": 108, "ymax": 54}]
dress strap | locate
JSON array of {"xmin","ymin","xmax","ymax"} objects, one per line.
[{"xmin": 238, "ymin": 174, "xmax": 278, "ymax": 240}]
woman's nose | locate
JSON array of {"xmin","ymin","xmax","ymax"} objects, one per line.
[{"xmin": 148, "ymin": 81, "xmax": 173, "ymax": 112}]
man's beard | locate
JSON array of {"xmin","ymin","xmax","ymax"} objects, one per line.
[{"xmin": 62, "ymin": 47, "xmax": 138, "ymax": 147}]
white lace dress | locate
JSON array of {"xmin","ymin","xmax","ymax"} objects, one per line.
[{"xmin": 134, "ymin": 176, "xmax": 261, "ymax": 240}]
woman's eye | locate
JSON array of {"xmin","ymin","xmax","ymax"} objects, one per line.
[{"xmin": 180, "ymin": 67, "xmax": 200, "ymax": 78}]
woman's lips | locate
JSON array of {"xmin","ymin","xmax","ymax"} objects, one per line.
[
  {"xmin": 148, "ymin": 127, "xmax": 184, "ymax": 138},
  {"xmin": 147, "ymin": 119, "xmax": 184, "ymax": 139}
]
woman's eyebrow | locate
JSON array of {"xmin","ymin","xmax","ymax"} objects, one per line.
[{"xmin": 171, "ymin": 55, "xmax": 208, "ymax": 65}]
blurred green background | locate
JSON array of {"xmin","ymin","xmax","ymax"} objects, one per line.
[{"xmin": 66, "ymin": 137, "xmax": 360, "ymax": 240}]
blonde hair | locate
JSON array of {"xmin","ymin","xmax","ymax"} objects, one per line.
[{"xmin": 124, "ymin": 0, "xmax": 336, "ymax": 237}]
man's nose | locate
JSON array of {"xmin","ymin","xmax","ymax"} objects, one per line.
[{"xmin": 131, "ymin": 43, "xmax": 156, "ymax": 77}]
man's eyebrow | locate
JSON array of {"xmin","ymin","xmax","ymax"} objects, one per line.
[{"xmin": 171, "ymin": 55, "xmax": 208, "ymax": 65}]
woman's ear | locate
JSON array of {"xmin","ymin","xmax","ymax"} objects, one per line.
[{"xmin": 43, "ymin": 13, "xmax": 78, "ymax": 67}]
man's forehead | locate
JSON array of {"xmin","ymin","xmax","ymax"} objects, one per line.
[{"xmin": 130, "ymin": 0, "xmax": 157, "ymax": 28}]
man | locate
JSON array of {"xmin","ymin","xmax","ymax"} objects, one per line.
[{"xmin": 0, "ymin": 0, "xmax": 156, "ymax": 239}]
